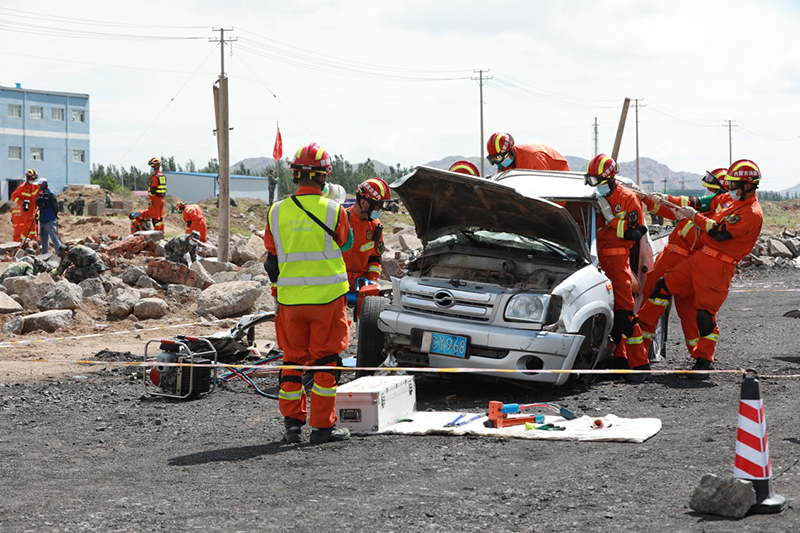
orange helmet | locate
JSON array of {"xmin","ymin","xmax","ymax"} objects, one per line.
[
  {"xmin": 448, "ymin": 160, "xmax": 480, "ymax": 177},
  {"xmin": 726, "ymin": 159, "xmax": 761, "ymax": 186},
  {"xmin": 175, "ymin": 201, "xmax": 186, "ymax": 213},
  {"xmin": 585, "ymin": 154, "xmax": 619, "ymax": 186},
  {"xmin": 357, "ymin": 178, "xmax": 391, "ymax": 206},
  {"xmin": 148, "ymin": 157, "xmax": 161, "ymax": 168},
  {"xmin": 25, "ymin": 169, "xmax": 37, "ymax": 180},
  {"xmin": 702, "ymin": 168, "xmax": 728, "ymax": 192},
  {"xmin": 290, "ymin": 143, "xmax": 332, "ymax": 176}
]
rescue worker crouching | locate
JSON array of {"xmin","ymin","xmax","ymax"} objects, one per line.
[
  {"xmin": 55, "ymin": 243, "xmax": 106, "ymax": 284},
  {"xmin": 0, "ymin": 256, "xmax": 48, "ymax": 282},
  {"xmin": 129, "ymin": 210, "xmax": 152, "ymax": 234},
  {"xmin": 263, "ymin": 142, "xmax": 353, "ymax": 444},
  {"xmin": 586, "ymin": 154, "xmax": 650, "ymax": 382},
  {"xmin": 342, "ymin": 178, "xmax": 390, "ymax": 312},
  {"xmin": 486, "ymin": 132, "xmax": 570, "ymax": 173},
  {"xmin": 175, "ymin": 201, "xmax": 208, "ymax": 242}
]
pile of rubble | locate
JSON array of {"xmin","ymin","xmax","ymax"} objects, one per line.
[
  {"xmin": 743, "ymin": 229, "xmax": 800, "ymax": 269},
  {"xmin": 0, "ymin": 222, "xmax": 423, "ymax": 336}
]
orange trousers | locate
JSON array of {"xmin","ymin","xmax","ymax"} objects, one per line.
[
  {"xmin": 148, "ymin": 196, "xmax": 165, "ymax": 231},
  {"xmin": 660, "ymin": 252, "xmax": 734, "ymax": 362},
  {"xmin": 276, "ymin": 296, "xmax": 349, "ymax": 428},
  {"xmin": 599, "ymin": 253, "xmax": 647, "ymax": 367},
  {"xmin": 186, "ymin": 218, "xmax": 207, "ymax": 242},
  {"xmin": 13, "ymin": 213, "xmax": 38, "ymax": 242},
  {"xmin": 634, "ymin": 249, "xmax": 700, "ymax": 360}
]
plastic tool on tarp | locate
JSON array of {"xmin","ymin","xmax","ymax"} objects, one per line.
[{"xmin": 484, "ymin": 401, "xmax": 576, "ymax": 429}]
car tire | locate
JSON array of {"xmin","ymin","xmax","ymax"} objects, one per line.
[
  {"xmin": 355, "ymin": 296, "xmax": 388, "ymax": 378},
  {"xmin": 648, "ymin": 300, "xmax": 671, "ymax": 362}
]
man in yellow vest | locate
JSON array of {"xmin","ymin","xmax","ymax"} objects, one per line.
[
  {"xmin": 263, "ymin": 142, "xmax": 353, "ymax": 444},
  {"xmin": 147, "ymin": 157, "xmax": 167, "ymax": 231}
]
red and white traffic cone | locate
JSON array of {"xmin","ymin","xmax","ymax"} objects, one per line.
[{"xmin": 733, "ymin": 368, "xmax": 786, "ymax": 514}]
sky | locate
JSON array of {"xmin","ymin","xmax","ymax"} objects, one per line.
[{"xmin": 2, "ymin": 0, "xmax": 800, "ymax": 191}]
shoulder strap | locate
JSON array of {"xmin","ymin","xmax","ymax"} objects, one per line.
[{"xmin": 291, "ymin": 195, "xmax": 338, "ymax": 240}]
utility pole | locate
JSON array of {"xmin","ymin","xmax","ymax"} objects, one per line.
[
  {"xmin": 211, "ymin": 27, "xmax": 237, "ymax": 262},
  {"xmin": 472, "ymin": 69, "xmax": 492, "ymax": 177},
  {"xmin": 592, "ymin": 117, "xmax": 598, "ymax": 156},
  {"xmin": 662, "ymin": 177, "xmax": 668, "ymax": 194},
  {"xmin": 726, "ymin": 119, "xmax": 736, "ymax": 165}
]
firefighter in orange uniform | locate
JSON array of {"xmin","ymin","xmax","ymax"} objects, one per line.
[
  {"xmin": 586, "ymin": 154, "xmax": 650, "ymax": 382},
  {"xmin": 175, "ymin": 201, "xmax": 208, "ymax": 242},
  {"xmin": 342, "ymin": 178, "xmax": 390, "ymax": 306},
  {"xmin": 263, "ymin": 142, "xmax": 353, "ymax": 444},
  {"xmin": 486, "ymin": 132, "xmax": 570, "ymax": 173},
  {"xmin": 147, "ymin": 157, "xmax": 167, "ymax": 232},
  {"xmin": 633, "ymin": 169, "xmax": 733, "ymax": 360},
  {"xmin": 448, "ymin": 160, "xmax": 481, "ymax": 177},
  {"xmin": 129, "ymin": 210, "xmax": 151, "ymax": 234},
  {"xmin": 11, "ymin": 169, "xmax": 41, "ymax": 242},
  {"xmin": 639, "ymin": 159, "xmax": 763, "ymax": 379}
]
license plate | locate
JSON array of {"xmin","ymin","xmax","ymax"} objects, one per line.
[{"xmin": 411, "ymin": 329, "xmax": 469, "ymax": 358}]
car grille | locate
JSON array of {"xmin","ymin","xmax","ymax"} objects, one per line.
[{"xmin": 399, "ymin": 279, "xmax": 496, "ymax": 322}]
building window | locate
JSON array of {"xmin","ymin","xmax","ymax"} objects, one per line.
[
  {"xmin": 73, "ymin": 150, "xmax": 85, "ymax": 163},
  {"xmin": 52, "ymin": 108, "xmax": 65, "ymax": 121},
  {"xmin": 31, "ymin": 147, "xmax": 44, "ymax": 161},
  {"xmin": 30, "ymin": 106, "xmax": 43, "ymax": 120},
  {"xmin": 8, "ymin": 104, "xmax": 21, "ymax": 118},
  {"xmin": 71, "ymin": 109, "xmax": 85, "ymax": 123},
  {"xmin": 9, "ymin": 146, "xmax": 22, "ymax": 160}
]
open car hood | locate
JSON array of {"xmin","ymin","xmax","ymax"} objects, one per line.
[{"xmin": 392, "ymin": 166, "xmax": 591, "ymax": 261}]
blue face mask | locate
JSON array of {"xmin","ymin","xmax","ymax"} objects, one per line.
[
  {"xmin": 498, "ymin": 156, "xmax": 514, "ymax": 169},
  {"xmin": 596, "ymin": 183, "xmax": 611, "ymax": 196},
  {"xmin": 369, "ymin": 210, "xmax": 381, "ymax": 220}
]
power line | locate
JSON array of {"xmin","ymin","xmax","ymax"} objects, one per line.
[{"xmin": 0, "ymin": 7, "xmax": 208, "ymax": 29}]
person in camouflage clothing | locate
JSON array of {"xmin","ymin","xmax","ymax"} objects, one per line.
[
  {"xmin": 69, "ymin": 194, "xmax": 85, "ymax": 216},
  {"xmin": 55, "ymin": 244, "xmax": 106, "ymax": 284},
  {"xmin": 0, "ymin": 256, "xmax": 48, "ymax": 282},
  {"xmin": 164, "ymin": 230, "xmax": 201, "ymax": 265}
]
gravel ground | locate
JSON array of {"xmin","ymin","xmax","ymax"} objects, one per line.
[{"xmin": 2, "ymin": 268, "xmax": 800, "ymax": 532}]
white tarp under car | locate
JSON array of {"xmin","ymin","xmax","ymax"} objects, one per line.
[{"xmin": 356, "ymin": 166, "xmax": 668, "ymax": 386}]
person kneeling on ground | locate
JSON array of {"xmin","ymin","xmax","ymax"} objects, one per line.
[
  {"xmin": 164, "ymin": 231, "xmax": 201, "ymax": 266},
  {"xmin": 55, "ymin": 243, "xmax": 106, "ymax": 284}
]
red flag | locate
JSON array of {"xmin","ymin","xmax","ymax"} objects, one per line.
[{"xmin": 273, "ymin": 123, "xmax": 283, "ymax": 161}]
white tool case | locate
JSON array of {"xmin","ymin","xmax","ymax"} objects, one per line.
[{"xmin": 336, "ymin": 375, "xmax": 416, "ymax": 433}]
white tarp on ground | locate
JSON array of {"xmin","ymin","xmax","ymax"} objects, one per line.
[{"xmin": 378, "ymin": 412, "xmax": 661, "ymax": 443}]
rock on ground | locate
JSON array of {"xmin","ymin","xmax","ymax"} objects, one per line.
[
  {"xmin": 133, "ymin": 297, "xmax": 169, "ymax": 320},
  {"xmin": 108, "ymin": 286, "xmax": 141, "ymax": 318},
  {"xmin": 195, "ymin": 280, "xmax": 262, "ymax": 318},
  {"xmin": 689, "ymin": 474, "xmax": 756, "ymax": 518},
  {"xmin": 0, "ymin": 291, "xmax": 22, "ymax": 313},
  {"xmin": 36, "ymin": 280, "xmax": 83, "ymax": 311}
]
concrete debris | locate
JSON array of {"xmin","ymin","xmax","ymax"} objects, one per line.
[
  {"xmin": 767, "ymin": 238, "xmax": 793, "ymax": 259},
  {"xmin": 3, "ymin": 309, "xmax": 73, "ymax": 334},
  {"xmin": 195, "ymin": 280, "xmax": 263, "ymax": 318},
  {"xmin": 146, "ymin": 258, "xmax": 212, "ymax": 289},
  {"xmin": 133, "ymin": 297, "xmax": 169, "ymax": 320},
  {"xmin": 120, "ymin": 265, "xmax": 148, "ymax": 286},
  {"xmin": 166, "ymin": 284, "xmax": 202, "ymax": 303},
  {"xmin": 36, "ymin": 279, "xmax": 83, "ymax": 311},
  {"xmin": 135, "ymin": 275, "xmax": 162, "ymax": 291},
  {"xmin": 108, "ymin": 286, "xmax": 141, "ymax": 318},
  {"xmin": 79, "ymin": 278, "xmax": 106, "ymax": 298},
  {"xmin": 0, "ymin": 291, "xmax": 23, "ymax": 313},
  {"xmin": 138, "ymin": 288, "xmax": 160, "ymax": 299},
  {"xmin": 689, "ymin": 474, "xmax": 755, "ymax": 518},
  {"xmin": 195, "ymin": 258, "xmax": 235, "ymax": 276}
]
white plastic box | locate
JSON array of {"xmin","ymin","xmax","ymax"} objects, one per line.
[{"xmin": 335, "ymin": 375, "xmax": 416, "ymax": 433}]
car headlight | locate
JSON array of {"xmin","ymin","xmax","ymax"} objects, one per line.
[{"xmin": 505, "ymin": 294, "xmax": 549, "ymax": 323}]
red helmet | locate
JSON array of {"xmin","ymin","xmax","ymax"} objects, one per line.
[
  {"xmin": 357, "ymin": 178, "xmax": 391, "ymax": 204},
  {"xmin": 448, "ymin": 160, "xmax": 480, "ymax": 177},
  {"xmin": 702, "ymin": 168, "xmax": 728, "ymax": 192},
  {"xmin": 726, "ymin": 159, "xmax": 761, "ymax": 186},
  {"xmin": 585, "ymin": 154, "xmax": 619, "ymax": 186},
  {"xmin": 290, "ymin": 143, "xmax": 332, "ymax": 175},
  {"xmin": 148, "ymin": 157, "xmax": 161, "ymax": 168},
  {"xmin": 486, "ymin": 132, "xmax": 515, "ymax": 167},
  {"xmin": 25, "ymin": 169, "xmax": 37, "ymax": 180}
]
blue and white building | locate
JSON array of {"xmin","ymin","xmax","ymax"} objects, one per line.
[{"xmin": 0, "ymin": 84, "xmax": 90, "ymax": 200}]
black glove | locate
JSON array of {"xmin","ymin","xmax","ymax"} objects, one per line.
[
  {"xmin": 623, "ymin": 223, "xmax": 646, "ymax": 241},
  {"xmin": 264, "ymin": 252, "xmax": 279, "ymax": 283},
  {"xmin": 186, "ymin": 220, "xmax": 192, "ymax": 227},
  {"xmin": 22, "ymin": 200, "xmax": 30, "ymax": 212}
]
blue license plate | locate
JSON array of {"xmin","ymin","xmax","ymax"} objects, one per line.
[{"xmin": 426, "ymin": 332, "xmax": 469, "ymax": 358}]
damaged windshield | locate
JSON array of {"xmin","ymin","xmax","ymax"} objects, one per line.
[{"xmin": 427, "ymin": 229, "xmax": 579, "ymax": 261}]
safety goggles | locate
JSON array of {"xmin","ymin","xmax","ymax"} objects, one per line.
[
  {"xmin": 487, "ymin": 151, "xmax": 512, "ymax": 165},
  {"xmin": 584, "ymin": 174, "xmax": 610, "ymax": 187},
  {"xmin": 702, "ymin": 171, "xmax": 723, "ymax": 188}
]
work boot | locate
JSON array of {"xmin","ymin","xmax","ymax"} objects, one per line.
[
  {"xmin": 283, "ymin": 418, "xmax": 304, "ymax": 444},
  {"xmin": 624, "ymin": 363, "xmax": 651, "ymax": 383},
  {"xmin": 688, "ymin": 358, "xmax": 713, "ymax": 380},
  {"xmin": 309, "ymin": 425, "xmax": 350, "ymax": 444}
]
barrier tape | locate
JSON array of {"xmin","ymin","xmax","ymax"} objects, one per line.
[
  {"xmin": 0, "ymin": 319, "xmax": 228, "ymax": 349},
  {"xmin": 1, "ymin": 358, "xmax": 799, "ymax": 379}
]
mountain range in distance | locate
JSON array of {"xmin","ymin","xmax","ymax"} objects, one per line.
[{"xmin": 233, "ymin": 155, "xmax": 789, "ymax": 194}]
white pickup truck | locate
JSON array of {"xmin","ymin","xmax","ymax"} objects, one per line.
[{"xmin": 355, "ymin": 166, "xmax": 670, "ymax": 386}]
